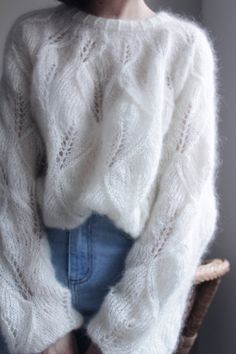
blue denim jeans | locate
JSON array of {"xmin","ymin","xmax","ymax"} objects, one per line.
[{"xmin": 0, "ymin": 211, "xmax": 135, "ymax": 353}]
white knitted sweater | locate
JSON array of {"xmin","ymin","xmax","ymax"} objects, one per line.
[{"xmin": 0, "ymin": 3, "xmax": 220, "ymax": 354}]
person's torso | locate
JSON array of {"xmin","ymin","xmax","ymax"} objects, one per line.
[{"xmin": 22, "ymin": 4, "xmax": 196, "ymax": 237}]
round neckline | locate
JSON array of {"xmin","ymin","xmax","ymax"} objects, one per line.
[{"xmin": 71, "ymin": 7, "xmax": 168, "ymax": 32}]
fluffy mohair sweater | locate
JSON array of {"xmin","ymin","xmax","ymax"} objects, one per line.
[{"xmin": 0, "ymin": 3, "xmax": 220, "ymax": 354}]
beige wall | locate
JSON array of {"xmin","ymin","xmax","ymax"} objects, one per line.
[{"xmin": 0, "ymin": 1, "xmax": 234, "ymax": 353}]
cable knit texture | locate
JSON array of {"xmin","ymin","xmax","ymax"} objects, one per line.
[{"xmin": 0, "ymin": 3, "xmax": 221, "ymax": 354}]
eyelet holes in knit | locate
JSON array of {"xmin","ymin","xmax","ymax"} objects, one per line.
[
  {"xmin": 29, "ymin": 188, "xmax": 43, "ymax": 239},
  {"xmin": 14, "ymin": 90, "xmax": 29, "ymax": 139},
  {"xmin": 41, "ymin": 60, "xmax": 58, "ymax": 108},
  {"xmin": 119, "ymin": 37, "xmax": 141, "ymax": 66},
  {"xmin": 150, "ymin": 210, "xmax": 178, "ymax": 258},
  {"xmin": 56, "ymin": 122, "xmax": 77, "ymax": 170},
  {"xmin": 120, "ymin": 41, "xmax": 132, "ymax": 65},
  {"xmin": 79, "ymin": 38, "xmax": 96, "ymax": 63},
  {"xmin": 6, "ymin": 253, "xmax": 34, "ymax": 299},
  {"xmin": 36, "ymin": 143, "xmax": 48, "ymax": 178},
  {"xmin": 48, "ymin": 27, "xmax": 71, "ymax": 45},
  {"xmin": 46, "ymin": 62, "xmax": 57, "ymax": 82},
  {"xmin": 91, "ymin": 56, "xmax": 116, "ymax": 123},
  {"xmin": 92, "ymin": 78, "xmax": 103, "ymax": 123},
  {"xmin": 176, "ymin": 101, "xmax": 193, "ymax": 154},
  {"xmin": 166, "ymin": 72, "xmax": 174, "ymax": 91}
]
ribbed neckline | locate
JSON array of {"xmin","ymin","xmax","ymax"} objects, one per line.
[{"xmin": 71, "ymin": 7, "xmax": 168, "ymax": 32}]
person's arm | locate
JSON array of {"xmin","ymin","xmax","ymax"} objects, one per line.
[
  {"xmin": 0, "ymin": 16, "xmax": 84, "ymax": 354},
  {"xmin": 86, "ymin": 25, "xmax": 220, "ymax": 354}
]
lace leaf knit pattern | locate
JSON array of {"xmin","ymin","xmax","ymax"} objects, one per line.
[
  {"xmin": 0, "ymin": 4, "xmax": 220, "ymax": 354},
  {"xmin": 0, "ymin": 10, "xmax": 84, "ymax": 354},
  {"xmin": 86, "ymin": 27, "xmax": 220, "ymax": 354}
]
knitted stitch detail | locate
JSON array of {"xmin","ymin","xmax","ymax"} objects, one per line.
[{"xmin": 0, "ymin": 4, "xmax": 221, "ymax": 354}]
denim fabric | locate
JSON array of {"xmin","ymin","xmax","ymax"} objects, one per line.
[
  {"xmin": 0, "ymin": 211, "xmax": 134, "ymax": 353},
  {"xmin": 47, "ymin": 211, "xmax": 135, "ymax": 326}
]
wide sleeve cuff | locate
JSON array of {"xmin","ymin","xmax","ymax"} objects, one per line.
[
  {"xmin": 0, "ymin": 237, "xmax": 84, "ymax": 354},
  {"xmin": 86, "ymin": 24, "xmax": 220, "ymax": 354}
]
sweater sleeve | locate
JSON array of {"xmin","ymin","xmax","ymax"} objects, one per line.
[
  {"xmin": 86, "ymin": 26, "xmax": 220, "ymax": 354},
  {"xmin": 0, "ymin": 17, "xmax": 84, "ymax": 354}
]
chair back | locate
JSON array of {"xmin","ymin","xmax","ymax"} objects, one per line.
[{"xmin": 175, "ymin": 258, "xmax": 230, "ymax": 354}]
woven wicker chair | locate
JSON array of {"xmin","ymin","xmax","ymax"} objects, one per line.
[
  {"xmin": 174, "ymin": 257, "xmax": 231, "ymax": 354},
  {"xmin": 75, "ymin": 257, "xmax": 230, "ymax": 354}
]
